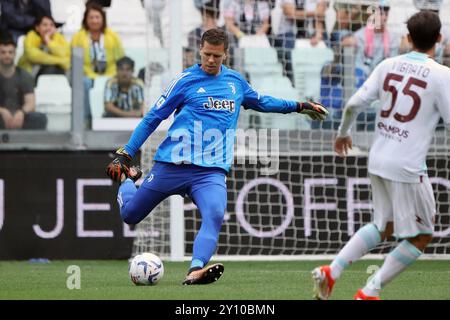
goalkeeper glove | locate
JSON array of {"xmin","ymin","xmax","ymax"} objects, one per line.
[
  {"xmin": 297, "ymin": 101, "xmax": 329, "ymax": 121},
  {"xmin": 106, "ymin": 147, "xmax": 134, "ymax": 183}
]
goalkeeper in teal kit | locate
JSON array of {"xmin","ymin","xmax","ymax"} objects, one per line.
[{"xmin": 106, "ymin": 28, "xmax": 328, "ymax": 285}]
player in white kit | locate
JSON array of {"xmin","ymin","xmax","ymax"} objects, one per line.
[{"xmin": 311, "ymin": 10, "xmax": 450, "ymax": 300}]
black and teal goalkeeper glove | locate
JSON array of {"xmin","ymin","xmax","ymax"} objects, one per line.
[{"xmin": 297, "ymin": 101, "xmax": 329, "ymax": 121}]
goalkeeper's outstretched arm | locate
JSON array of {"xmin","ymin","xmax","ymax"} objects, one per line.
[{"xmin": 240, "ymin": 79, "xmax": 329, "ymax": 121}]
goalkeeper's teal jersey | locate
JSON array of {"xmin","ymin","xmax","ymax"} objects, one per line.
[{"xmin": 124, "ymin": 64, "xmax": 298, "ymax": 172}]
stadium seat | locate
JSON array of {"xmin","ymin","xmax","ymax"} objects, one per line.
[
  {"xmin": 159, "ymin": 0, "xmax": 201, "ymax": 48},
  {"xmin": 148, "ymin": 48, "xmax": 169, "ymax": 69},
  {"xmin": 291, "ymin": 47, "xmax": 334, "ymax": 101},
  {"xmin": 148, "ymin": 75, "xmax": 163, "ymax": 106},
  {"xmin": 125, "ymin": 47, "xmax": 147, "ymax": 77},
  {"xmin": 251, "ymin": 75, "xmax": 293, "ymax": 92},
  {"xmin": 106, "ymin": 0, "xmax": 147, "ymax": 36},
  {"xmin": 240, "ymin": 47, "xmax": 284, "ymax": 81},
  {"xmin": 246, "ymin": 64, "xmax": 284, "ymax": 84},
  {"xmin": 249, "ymin": 76, "xmax": 310, "ymax": 130},
  {"xmin": 51, "ymin": 0, "xmax": 85, "ymax": 38},
  {"xmin": 295, "ymin": 39, "xmax": 327, "ymax": 49},
  {"xmin": 270, "ymin": 3, "xmax": 283, "ymax": 36},
  {"xmin": 238, "ymin": 47, "xmax": 306, "ymax": 130},
  {"xmin": 89, "ymin": 76, "xmax": 110, "ymax": 119},
  {"xmin": 35, "ymin": 75, "xmax": 72, "ymax": 131},
  {"xmin": 324, "ymin": 5, "xmax": 337, "ymax": 36},
  {"xmin": 243, "ymin": 47, "xmax": 279, "ymax": 65},
  {"xmin": 144, "ymin": 47, "xmax": 170, "ymax": 96},
  {"xmin": 121, "ymin": 33, "xmax": 162, "ymax": 49},
  {"xmin": 14, "ymin": 36, "xmax": 25, "ymax": 65},
  {"xmin": 239, "ymin": 35, "xmax": 271, "ymax": 48}
]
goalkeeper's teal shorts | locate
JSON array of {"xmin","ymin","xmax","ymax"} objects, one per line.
[{"xmin": 117, "ymin": 161, "xmax": 227, "ymax": 225}]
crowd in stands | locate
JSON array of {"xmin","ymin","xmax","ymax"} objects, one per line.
[
  {"xmin": 0, "ymin": 36, "xmax": 47, "ymax": 130},
  {"xmin": 193, "ymin": 0, "xmax": 449, "ymax": 130},
  {"xmin": 0, "ymin": 0, "xmax": 140, "ymax": 130},
  {"xmin": 0, "ymin": 0, "xmax": 449, "ymax": 131},
  {"xmin": 71, "ymin": 2, "xmax": 125, "ymax": 125},
  {"xmin": 18, "ymin": 14, "xmax": 70, "ymax": 84},
  {"xmin": 104, "ymin": 56, "xmax": 145, "ymax": 118}
]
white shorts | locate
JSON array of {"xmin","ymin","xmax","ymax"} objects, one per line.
[{"xmin": 369, "ymin": 173, "xmax": 436, "ymax": 238}]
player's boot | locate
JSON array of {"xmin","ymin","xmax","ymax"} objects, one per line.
[
  {"xmin": 354, "ymin": 289, "xmax": 381, "ymax": 300},
  {"xmin": 120, "ymin": 166, "xmax": 143, "ymax": 183},
  {"xmin": 311, "ymin": 265, "xmax": 335, "ymax": 300},
  {"xmin": 182, "ymin": 263, "xmax": 224, "ymax": 285}
]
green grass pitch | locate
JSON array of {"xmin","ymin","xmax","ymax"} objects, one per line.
[{"xmin": 0, "ymin": 260, "xmax": 449, "ymax": 300}]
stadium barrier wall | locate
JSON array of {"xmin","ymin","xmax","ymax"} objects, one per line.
[{"xmin": 0, "ymin": 151, "xmax": 449, "ymax": 259}]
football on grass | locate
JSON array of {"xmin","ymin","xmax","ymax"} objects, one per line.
[{"xmin": 129, "ymin": 253, "xmax": 164, "ymax": 285}]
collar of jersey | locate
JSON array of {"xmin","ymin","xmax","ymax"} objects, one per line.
[
  {"xmin": 196, "ymin": 64, "xmax": 226, "ymax": 77},
  {"xmin": 405, "ymin": 51, "xmax": 429, "ymax": 62}
]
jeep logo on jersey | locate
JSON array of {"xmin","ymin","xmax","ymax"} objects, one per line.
[{"xmin": 203, "ymin": 97, "xmax": 235, "ymax": 112}]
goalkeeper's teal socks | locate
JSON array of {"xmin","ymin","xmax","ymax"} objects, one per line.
[
  {"xmin": 362, "ymin": 240, "xmax": 422, "ymax": 297},
  {"xmin": 190, "ymin": 259, "xmax": 204, "ymax": 270},
  {"xmin": 330, "ymin": 223, "xmax": 381, "ymax": 280}
]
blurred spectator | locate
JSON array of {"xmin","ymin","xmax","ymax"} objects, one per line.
[
  {"xmin": 318, "ymin": 2, "xmax": 396, "ymax": 132},
  {"xmin": 327, "ymin": 1, "xmax": 400, "ymax": 132},
  {"xmin": 137, "ymin": 47, "xmax": 193, "ymax": 89},
  {"xmin": 71, "ymin": 2, "xmax": 124, "ymax": 125},
  {"xmin": 273, "ymin": 0, "xmax": 327, "ymax": 83},
  {"xmin": 104, "ymin": 56, "xmax": 144, "ymax": 118},
  {"xmin": 413, "ymin": 0, "xmax": 441, "ymax": 11},
  {"xmin": 433, "ymin": 30, "xmax": 450, "ymax": 67},
  {"xmin": 303, "ymin": 0, "xmax": 328, "ymax": 46},
  {"xmin": 224, "ymin": 0, "xmax": 271, "ymax": 41},
  {"xmin": 18, "ymin": 15, "xmax": 70, "ymax": 85},
  {"xmin": 194, "ymin": 0, "xmax": 220, "ymax": 11},
  {"xmin": 188, "ymin": 2, "xmax": 221, "ymax": 62},
  {"xmin": 183, "ymin": 47, "xmax": 196, "ymax": 68},
  {"xmin": 326, "ymin": 1, "xmax": 360, "ymax": 49},
  {"xmin": 274, "ymin": 0, "xmax": 327, "ymax": 45},
  {"xmin": 137, "ymin": 61, "xmax": 165, "ymax": 84},
  {"xmin": 0, "ymin": 0, "xmax": 51, "ymax": 42},
  {"xmin": 320, "ymin": 2, "xmax": 360, "ymax": 117},
  {"xmin": 353, "ymin": 1, "xmax": 400, "ymax": 79},
  {"xmin": 0, "ymin": 35, "xmax": 47, "ymax": 129},
  {"xmin": 142, "ymin": 0, "xmax": 165, "ymax": 46},
  {"xmin": 86, "ymin": 0, "xmax": 111, "ymax": 7},
  {"xmin": 399, "ymin": 0, "xmax": 450, "ymax": 67}
]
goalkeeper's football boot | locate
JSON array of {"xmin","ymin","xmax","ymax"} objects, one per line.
[
  {"xmin": 182, "ymin": 263, "xmax": 224, "ymax": 285},
  {"xmin": 354, "ymin": 289, "xmax": 381, "ymax": 300},
  {"xmin": 311, "ymin": 265, "xmax": 335, "ymax": 300}
]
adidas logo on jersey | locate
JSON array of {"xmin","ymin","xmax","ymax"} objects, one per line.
[{"xmin": 197, "ymin": 87, "xmax": 206, "ymax": 93}]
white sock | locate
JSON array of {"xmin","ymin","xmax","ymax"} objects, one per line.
[
  {"xmin": 362, "ymin": 240, "xmax": 422, "ymax": 297},
  {"xmin": 330, "ymin": 223, "xmax": 381, "ymax": 280}
]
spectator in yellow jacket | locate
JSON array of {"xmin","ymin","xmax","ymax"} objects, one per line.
[
  {"xmin": 18, "ymin": 15, "xmax": 70, "ymax": 84},
  {"xmin": 71, "ymin": 2, "xmax": 124, "ymax": 127}
]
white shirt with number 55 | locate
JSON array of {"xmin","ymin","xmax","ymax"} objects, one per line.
[{"xmin": 338, "ymin": 51, "xmax": 450, "ymax": 183}]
